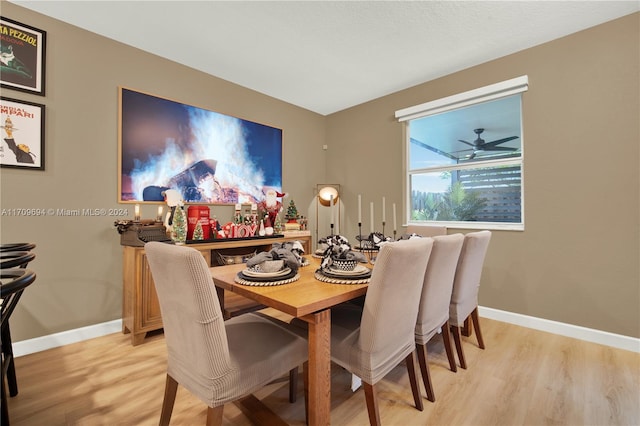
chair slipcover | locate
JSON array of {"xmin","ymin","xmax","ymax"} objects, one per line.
[
  {"xmin": 449, "ymin": 230, "xmax": 492, "ymax": 369},
  {"xmin": 329, "ymin": 237, "xmax": 433, "ymax": 424},
  {"xmin": 414, "ymin": 233, "xmax": 464, "ymax": 401},
  {"xmin": 144, "ymin": 242, "xmax": 308, "ymax": 423}
]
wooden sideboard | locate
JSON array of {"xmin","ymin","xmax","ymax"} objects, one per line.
[{"xmin": 121, "ymin": 232, "xmax": 311, "ymax": 345}]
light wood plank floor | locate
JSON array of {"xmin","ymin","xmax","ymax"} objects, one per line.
[{"xmin": 5, "ymin": 312, "xmax": 640, "ymax": 425}]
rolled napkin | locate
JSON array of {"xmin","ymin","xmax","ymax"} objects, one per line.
[
  {"xmin": 246, "ymin": 247, "xmax": 300, "ymax": 273},
  {"xmin": 318, "ymin": 235, "xmax": 367, "ymax": 270}
]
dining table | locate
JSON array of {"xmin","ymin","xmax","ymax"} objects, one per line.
[{"xmin": 209, "ymin": 255, "xmax": 370, "ymax": 426}]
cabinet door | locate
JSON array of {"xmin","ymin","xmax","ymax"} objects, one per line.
[{"xmin": 139, "ymin": 253, "xmax": 163, "ymax": 330}]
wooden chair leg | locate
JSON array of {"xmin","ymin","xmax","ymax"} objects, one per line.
[
  {"xmin": 470, "ymin": 307, "xmax": 485, "ymax": 349},
  {"xmin": 462, "ymin": 317, "xmax": 472, "ymax": 337},
  {"xmin": 205, "ymin": 405, "xmax": 224, "ymax": 426},
  {"xmin": 405, "ymin": 352, "xmax": 424, "ymax": 410},
  {"xmin": 289, "ymin": 367, "xmax": 298, "ymax": 403},
  {"xmin": 441, "ymin": 320, "xmax": 457, "ymax": 372},
  {"xmin": 415, "ymin": 344, "xmax": 435, "ymax": 402},
  {"xmin": 159, "ymin": 374, "xmax": 178, "ymax": 426},
  {"xmin": 451, "ymin": 325, "xmax": 467, "ymax": 369},
  {"xmin": 363, "ymin": 382, "xmax": 381, "ymax": 426}
]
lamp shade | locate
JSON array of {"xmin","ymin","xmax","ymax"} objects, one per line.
[{"xmin": 318, "ymin": 186, "xmax": 339, "ymax": 206}]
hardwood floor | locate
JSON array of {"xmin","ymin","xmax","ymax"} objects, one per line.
[{"xmin": 5, "ymin": 312, "xmax": 639, "ymax": 425}]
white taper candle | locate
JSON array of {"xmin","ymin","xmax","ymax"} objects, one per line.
[{"xmin": 370, "ymin": 202, "xmax": 374, "ymax": 233}]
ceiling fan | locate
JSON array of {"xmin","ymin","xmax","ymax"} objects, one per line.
[{"xmin": 454, "ymin": 128, "xmax": 519, "ymax": 159}]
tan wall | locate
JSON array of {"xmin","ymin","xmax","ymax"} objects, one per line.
[
  {"xmin": 0, "ymin": 2, "xmax": 327, "ymax": 341},
  {"xmin": 326, "ymin": 13, "xmax": 639, "ymax": 338}
]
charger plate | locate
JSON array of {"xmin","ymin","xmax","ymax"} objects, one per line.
[
  {"xmin": 314, "ymin": 270, "xmax": 371, "ymax": 285},
  {"xmin": 243, "ymin": 267, "xmax": 292, "ymax": 279},
  {"xmin": 235, "ymin": 271, "xmax": 300, "ymax": 286}
]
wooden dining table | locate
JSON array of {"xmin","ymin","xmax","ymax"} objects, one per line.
[{"xmin": 210, "ymin": 256, "xmax": 369, "ymax": 426}]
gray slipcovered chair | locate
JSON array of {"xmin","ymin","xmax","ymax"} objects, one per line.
[
  {"xmin": 328, "ymin": 237, "xmax": 434, "ymax": 425},
  {"xmin": 414, "ymin": 233, "xmax": 465, "ymax": 402},
  {"xmin": 449, "ymin": 230, "xmax": 492, "ymax": 369},
  {"xmin": 144, "ymin": 242, "xmax": 308, "ymax": 426}
]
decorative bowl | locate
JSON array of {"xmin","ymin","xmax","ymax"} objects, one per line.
[
  {"xmin": 254, "ymin": 259, "xmax": 284, "ymax": 273},
  {"xmin": 331, "ymin": 257, "xmax": 357, "ymax": 271}
]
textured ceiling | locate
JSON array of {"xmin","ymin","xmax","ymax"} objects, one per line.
[{"xmin": 9, "ymin": 1, "xmax": 640, "ymax": 115}]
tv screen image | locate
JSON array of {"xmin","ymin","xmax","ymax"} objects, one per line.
[{"xmin": 119, "ymin": 88, "xmax": 283, "ymax": 204}]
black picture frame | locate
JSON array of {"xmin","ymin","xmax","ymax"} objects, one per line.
[
  {"xmin": 0, "ymin": 16, "xmax": 47, "ymax": 96},
  {"xmin": 0, "ymin": 96, "xmax": 45, "ymax": 170}
]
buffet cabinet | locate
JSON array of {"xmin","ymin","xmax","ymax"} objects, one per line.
[{"xmin": 121, "ymin": 232, "xmax": 311, "ymax": 345}]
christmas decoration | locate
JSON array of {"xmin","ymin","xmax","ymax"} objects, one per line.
[
  {"xmin": 172, "ymin": 205, "xmax": 187, "ymax": 243},
  {"xmin": 285, "ymin": 199, "xmax": 301, "ymax": 230},
  {"xmin": 259, "ymin": 189, "xmax": 286, "ymax": 231},
  {"xmin": 193, "ymin": 221, "xmax": 204, "ymax": 240}
]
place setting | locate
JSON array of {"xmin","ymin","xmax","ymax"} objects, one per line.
[
  {"xmin": 314, "ymin": 235, "xmax": 372, "ymax": 284},
  {"xmin": 234, "ymin": 241, "xmax": 306, "ymax": 286}
]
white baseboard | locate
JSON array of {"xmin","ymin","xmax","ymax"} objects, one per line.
[
  {"xmin": 12, "ymin": 308, "xmax": 639, "ymax": 357},
  {"xmin": 479, "ymin": 306, "xmax": 640, "ymax": 353},
  {"xmin": 13, "ymin": 319, "xmax": 122, "ymax": 357}
]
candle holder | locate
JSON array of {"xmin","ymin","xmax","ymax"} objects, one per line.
[
  {"xmin": 393, "ymin": 230, "xmax": 397, "ymax": 241},
  {"xmin": 330, "ymin": 223, "xmax": 335, "ymax": 236},
  {"xmin": 382, "ymin": 221, "xmax": 385, "ymax": 238}
]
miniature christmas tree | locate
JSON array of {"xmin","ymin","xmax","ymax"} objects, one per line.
[
  {"xmin": 193, "ymin": 221, "xmax": 204, "ymax": 240},
  {"xmin": 172, "ymin": 206, "xmax": 187, "ymax": 243},
  {"xmin": 285, "ymin": 199, "xmax": 299, "ymax": 221},
  {"xmin": 284, "ymin": 199, "xmax": 301, "ymax": 230}
]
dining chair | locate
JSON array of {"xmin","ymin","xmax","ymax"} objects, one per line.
[
  {"xmin": 414, "ymin": 233, "xmax": 464, "ymax": 402},
  {"xmin": 1, "ymin": 268, "xmax": 37, "ymax": 426},
  {"xmin": 1, "ymin": 249, "xmax": 36, "ymax": 426},
  {"xmin": 0, "ymin": 251, "xmax": 36, "ymax": 269},
  {"xmin": 328, "ymin": 237, "xmax": 434, "ymax": 425},
  {"xmin": 144, "ymin": 242, "xmax": 308, "ymax": 426},
  {"xmin": 0, "ymin": 243, "xmax": 36, "ymax": 253},
  {"xmin": 449, "ymin": 230, "xmax": 492, "ymax": 369}
]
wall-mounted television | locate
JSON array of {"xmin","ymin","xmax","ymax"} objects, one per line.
[{"xmin": 118, "ymin": 87, "xmax": 283, "ymax": 204}]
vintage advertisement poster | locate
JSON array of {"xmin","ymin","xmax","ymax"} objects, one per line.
[
  {"xmin": 0, "ymin": 17, "xmax": 46, "ymax": 95},
  {"xmin": 1, "ymin": 96, "xmax": 45, "ymax": 170}
]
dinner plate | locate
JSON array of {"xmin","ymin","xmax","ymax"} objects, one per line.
[
  {"xmin": 321, "ymin": 266, "xmax": 371, "ymax": 280},
  {"xmin": 242, "ymin": 267, "xmax": 291, "ymax": 278},
  {"xmin": 238, "ymin": 268, "xmax": 297, "ymax": 282},
  {"xmin": 328, "ymin": 264, "xmax": 370, "ymax": 276}
]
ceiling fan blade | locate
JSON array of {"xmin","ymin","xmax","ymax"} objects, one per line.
[
  {"xmin": 451, "ymin": 147, "xmax": 473, "ymax": 153},
  {"xmin": 458, "ymin": 139, "xmax": 476, "ymax": 147},
  {"xmin": 483, "ymin": 146, "xmax": 517, "ymax": 151},
  {"xmin": 482, "ymin": 136, "xmax": 519, "ymax": 148}
]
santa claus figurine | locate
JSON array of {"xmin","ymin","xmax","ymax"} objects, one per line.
[{"xmin": 260, "ymin": 189, "xmax": 286, "ymax": 233}]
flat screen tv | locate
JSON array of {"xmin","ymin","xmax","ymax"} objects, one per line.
[{"xmin": 118, "ymin": 87, "xmax": 283, "ymax": 204}]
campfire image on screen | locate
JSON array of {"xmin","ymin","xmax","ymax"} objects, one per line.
[{"xmin": 120, "ymin": 88, "xmax": 282, "ymax": 204}]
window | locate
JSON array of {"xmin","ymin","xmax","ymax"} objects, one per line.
[{"xmin": 396, "ymin": 76, "xmax": 528, "ymax": 230}]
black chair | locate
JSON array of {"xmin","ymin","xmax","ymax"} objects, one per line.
[
  {"xmin": 1, "ymin": 268, "xmax": 37, "ymax": 426},
  {"xmin": 0, "ymin": 243, "xmax": 36, "ymax": 253},
  {"xmin": 1, "ymin": 251, "xmax": 36, "ymax": 269}
]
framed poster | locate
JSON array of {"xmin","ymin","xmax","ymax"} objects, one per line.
[
  {"xmin": 119, "ymin": 87, "xmax": 283, "ymax": 204},
  {"xmin": 0, "ymin": 17, "xmax": 47, "ymax": 96},
  {"xmin": 0, "ymin": 96, "xmax": 45, "ymax": 170}
]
